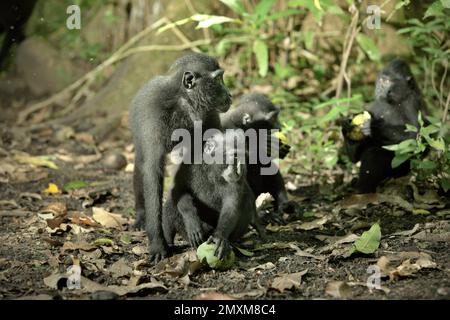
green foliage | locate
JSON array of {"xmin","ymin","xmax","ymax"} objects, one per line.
[
  {"xmin": 383, "ymin": 113, "xmax": 450, "ymax": 191},
  {"xmin": 159, "ymin": 0, "xmax": 301, "ymax": 78},
  {"xmin": 351, "ymin": 223, "xmax": 381, "ymax": 255},
  {"xmin": 398, "ymin": 1, "xmax": 450, "ymax": 110}
]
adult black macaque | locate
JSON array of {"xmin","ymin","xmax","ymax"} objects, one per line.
[
  {"xmin": 162, "ymin": 132, "xmax": 264, "ymax": 259},
  {"xmin": 342, "ymin": 59, "xmax": 427, "ymax": 193},
  {"xmin": 129, "ymin": 53, "xmax": 232, "ymax": 263},
  {"xmin": 220, "ymin": 93, "xmax": 294, "ymax": 215},
  {"xmin": 0, "ymin": 0, "xmax": 37, "ymax": 69}
]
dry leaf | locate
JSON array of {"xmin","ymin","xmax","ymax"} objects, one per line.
[
  {"xmin": 61, "ymin": 241, "xmax": 96, "ymax": 253},
  {"xmin": 271, "ymin": 270, "xmax": 308, "ymax": 293},
  {"xmin": 193, "ymin": 292, "xmax": 236, "ymax": 300},
  {"xmin": 154, "ymin": 251, "xmax": 201, "ymax": 278},
  {"xmin": 92, "ymin": 207, "xmax": 127, "ymax": 229},
  {"xmin": 109, "ymin": 258, "xmax": 132, "ymax": 278},
  {"xmin": 298, "ymin": 216, "xmax": 328, "ymax": 230},
  {"xmin": 132, "ymin": 246, "xmax": 147, "ymax": 256},
  {"xmin": 377, "ymin": 252, "xmax": 437, "ymax": 279},
  {"xmin": 325, "ymin": 281, "xmax": 352, "ymax": 298},
  {"xmin": 248, "ymin": 262, "xmax": 276, "ymax": 272}
]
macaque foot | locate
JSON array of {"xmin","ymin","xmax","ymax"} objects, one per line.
[
  {"xmin": 148, "ymin": 242, "xmax": 169, "ymax": 264},
  {"xmin": 207, "ymin": 235, "xmax": 231, "ymax": 260}
]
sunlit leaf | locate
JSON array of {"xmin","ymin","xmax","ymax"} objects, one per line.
[
  {"xmin": 253, "ymin": 39, "xmax": 269, "ymax": 77},
  {"xmin": 43, "ymin": 183, "xmax": 60, "ymax": 194},
  {"xmin": 351, "ymin": 223, "xmax": 381, "ymax": 255},
  {"xmin": 356, "ymin": 34, "xmax": 381, "ymax": 61},
  {"xmin": 254, "ymin": 0, "xmax": 276, "ymax": 18},
  {"xmin": 391, "ymin": 153, "xmax": 412, "ymax": 168},
  {"xmin": 63, "ymin": 180, "xmax": 88, "ymax": 191},
  {"xmin": 219, "ymin": 0, "xmax": 246, "ymax": 15},
  {"xmin": 192, "ymin": 14, "xmax": 238, "ymax": 29},
  {"xmin": 424, "ymin": 1, "xmax": 445, "ymax": 18},
  {"xmin": 314, "ymin": 0, "xmax": 323, "ymax": 11}
]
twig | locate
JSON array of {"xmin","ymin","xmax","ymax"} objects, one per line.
[
  {"xmin": 185, "ymin": 0, "xmax": 210, "ymax": 41},
  {"xmin": 439, "ymin": 60, "xmax": 448, "ymax": 109},
  {"xmin": 23, "ymin": 39, "xmax": 211, "ymax": 132},
  {"xmin": 335, "ymin": 5, "xmax": 360, "ymax": 99},
  {"xmin": 431, "ymin": 60, "xmax": 444, "ymax": 108},
  {"xmin": 17, "ymin": 17, "xmax": 167, "ymax": 124},
  {"xmin": 0, "ymin": 210, "xmax": 30, "ymax": 217},
  {"xmin": 111, "ymin": 40, "xmax": 211, "ymax": 63},
  {"xmin": 442, "ymin": 90, "xmax": 450, "ymax": 124},
  {"xmin": 162, "ymin": 17, "xmax": 202, "ymax": 53}
]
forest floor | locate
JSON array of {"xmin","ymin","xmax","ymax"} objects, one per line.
[{"xmin": 0, "ymin": 121, "xmax": 449, "ymax": 300}]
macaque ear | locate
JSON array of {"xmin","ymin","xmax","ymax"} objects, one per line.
[
  {"xmin": 182, "ymin": 71, "xmax": 196, "ymax": 89},
  {"xmin": 242, "ymin": 113, "xmax": 251, "ymax": 125},
  {"xmin": 265, "ymin": 110, "xmax": 279, "ymax": 122}
]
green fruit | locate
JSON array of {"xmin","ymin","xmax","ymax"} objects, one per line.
[
  {"xmin": 348, "ymin": 111, "xmax": 371, "ymax": 141},
  {"xmin": 196, "ymin": 242, "xmax": 235, "ymax": 270}
]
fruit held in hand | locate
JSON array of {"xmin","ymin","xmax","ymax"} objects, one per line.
[
  {"xmin": 272, "ymin": 131, "xmax": 291, "ymax": 159},
  {"xmin": 348, "ymin": 111, "xmax": 371, "ymax": 141},
  {"xmin": 196, "ymin": 242, "xmax": 235, "ymax": 270}
]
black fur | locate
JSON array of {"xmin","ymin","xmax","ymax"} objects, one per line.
[
  {"xmin": 0, "ymin": 0, "xmax": 37, "ymax": 69},
  {"xmin": 129, "ymin": 53, "xmax": 231, "ymax": 263},
  {"xmin": 342, "ymin": 59, "xmax": 426, "ymax": 193},
  {"xmin": 162, "ymin": 132, "xmax": 263, "ymax": 260},
  {"xmin": 221, "ymin": 93, "xmax": 294, "ymax": 214}
]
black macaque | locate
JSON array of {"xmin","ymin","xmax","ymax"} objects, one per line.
[
  {"xmin": 0, "ymin": 0, "xmax": 37, "ymax": 69},
  {"xmin": 220, "ymin": 93, "xmax": 296, "ymax": 216},
  {"xmin": 129, "ymin": 53, "xmax": 232, "ymax": 263},
  {"xmin": 162, "ymin": 131, "xmax": 264, "ymax": 260},
  {"xmin": 342, "ymin": 59, "xmax": 427, "ymax": 193}
]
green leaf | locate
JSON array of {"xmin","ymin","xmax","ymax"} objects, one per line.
[
  {"xmin": 424, "ymin": 136, "xmax": 446, "ymax": 151},
  {"xmin": 120, "ymin": 233, "xmax": 132, "ymax": 245},
  {"xmin": 416, "ymin": 160, "xmax": 437, "ymax": 170},
  {"xmin": 274, "ymin": 62, "xmax": 295, "ymax": 79},
  {"xmin": 391, "ymin": 153, "xmax": 412, "ymax": 168},
  {"xmin": 63, "ymin": 180, "xmax": 88, "ymax": 191},
  {"xmin": 352, "ymin": 223, "xmax": 381, "ymax": 255},
  {"xmin": 216, "ymin": 39, "xmax": 232, "ymax": 56},
  {"xmin": 440, "ymin": 177, "xmax": 450, "ymax": 192},
  {"xmin": 303, "ymin": 31, "xmax": 315, "ymax": 51},
  {"xmin": 405, "ymin": 124, "xmax": 418, "ymax": 133},
  {"xmin": 424, "ymin": 1, "xmax": 445, "ymax": 18},
  {"xmin": 219, "ymin": 0, "xmax": 246, "ymax": 15},
  {"xmin": 314, "ymin": 0, "xmax": 323, "ymax": 10},
  {"xmin": 253, "ymin": 39, "xmax": 269, "ymax": 77},
  {"xmin": 192, "ymin": 14, "xmax": 238, "ymax": 29},
  {"xmin": 92, "ymin": 238, "xmax": 114, "ymax": 246},
  {"xmin": 254, "ymin": 0, "xmax": 276, "ymax": 19},
  {"xmin": 234, "ymin": 246, "xmax": 254, "ymax": 257},
  {"xmin": 267, "ymin": 9, "xmax": 301, "ymax": 21},
  {"xmin": 356, "ymin": 34, "xmax": 381, "ymax": 61}
]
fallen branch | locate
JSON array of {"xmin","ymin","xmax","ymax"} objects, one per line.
[
  {"xmin": 24, "ymin": 39, "xmax": 211, "ymax": 132},
  {"xmin": 17, "ymin": 17, "xmax": 168, "ymax": 125}
]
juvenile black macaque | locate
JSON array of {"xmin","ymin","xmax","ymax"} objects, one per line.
[
  {"xmin": 342, "ymin": 59, "xmax": 426, "ymax": 193},
  {"xmin": 162, "ymin": 132, "xmax": 263, "ymax": 259},
  {"xmin": 220, "ymin": 93, "xmax": 295, "ymax": 215},
  {"xmin": 129, "ymin": 53, "xmax": 232, "ymax": 263}
]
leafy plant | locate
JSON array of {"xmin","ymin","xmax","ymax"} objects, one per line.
[
  {"xmin": 398, "ymin": 1, "xmax": 450, "ymax": 112},
  {"xmin": 383, "ymin": 113, "xmax": 450, "ymax": 191},
  {"xmin": 158, "ymin": 0, "xmax": 302, "ymax": 77}
]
